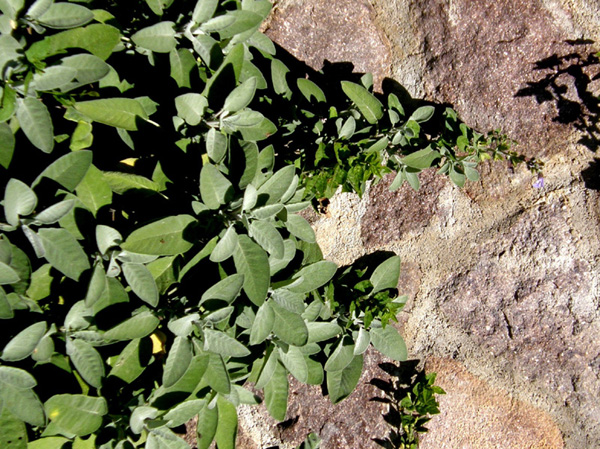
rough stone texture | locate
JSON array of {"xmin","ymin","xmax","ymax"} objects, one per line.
[
  {"xmin": 421, "ymin": 358, "xmax": 564, "ymax": 449},
  {"xmin": 234, "ymin": 0, "xmax": 600, "ymax": 448},
  {"xmin": 262, "ymin": 0, "xmax": 391, "ymax": 90}
]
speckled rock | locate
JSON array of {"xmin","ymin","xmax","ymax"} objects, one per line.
[
  {"xmin": 262, "ymin": 0, "xmax": 391, "ymax": 90},
  {"xmin": 421, "ymin": 358, "xmax": 564, "ymax": 449},
  {"xmin": 230, "ymin": 0, "xmax": 600, "ymax": 448}
]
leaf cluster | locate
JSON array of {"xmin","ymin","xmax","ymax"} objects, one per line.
[{"xmin": 371, "ymin": 362, "xmax": 445, "ymax": 449}]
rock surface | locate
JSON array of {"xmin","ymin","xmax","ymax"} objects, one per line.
[{"xmin": 233, "ymin": 0, "xmax": 600, "ymax": 448}]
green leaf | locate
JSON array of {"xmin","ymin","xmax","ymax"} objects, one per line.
[
  {"xmin": 464, "ymin": 165, "xmax": 480, "ymax": 182},
  {"xmin": 204, "ymin": 10, "xmax": 262, "ymax": 39},
  {"xmin": 169, "ymin": 48, "xmax": 196, "ymax": 88},
  {"xmin": 249, "ymin": 301, "xmax": 274, "ymax": 345},
  {"xmin": 1, "ymin": 321, "xmax": 46, "ymax": 361},
  {"xmin": 256, "ymin": 165, "xmax": 295, "ymax": 205},
  {"xmin": 401, "ymin": 147, "xmax": 440, "ymax": 170},
  {"xmin": 32, "ymin": 150, "xmax": 92, "ymax": 191},
  {"xmin": 66, "ymin": 339, "xmax": 104, "ymax": 388},
  {"xmin": 236, "ymin": 116, "xmax": 277, "ymax": 142},
  {"xmin": 131, "ymin": 21, "xmax": 176, "ymax": 53},
  {"xmin": 222, "ymin": 109, "xmax": 263, "ymax": 129},
  {"xmin": 306, "ymin": 322, "xmax": 342, "ymax": 344},
  {"xmin": 200, "ymin": 14, "xmax": 235, "ymax": 33},
  {"xmin": 92, "ymin": 277, "xmax": 129, "ymax": 314},
  {"xmin": 24, "ymin": 264, "xmax": 51, "ymax": 302},
  {"xmin": 163, "ymin": 336, "xmax": 192, "ymax": 387},
  {"xmin": 33, "ymin": 200, "xmax": 74, "ymax": 225},
  {"xmin": 60, "ymin": 54, "xmax": 110, "ymax": 86},
  {"xmin": 167, "ymin": 314, "xmax": 200, "ymax": 338},
  {"xmin": 196, "ymin": 402, "xmax": 218, "ymax": 449},
  {"xmin": 16, "ymin": 97, "xmax": 54, "ymax": 153},
  {"xmin": 147, "ymin": 256, "xmax": 177, "ymax": 295},
  {"xmin": 27, "ymin": 437, "xmax": 70, "ymax": 449},
  {"xmin": 200, "ymin": 164, "xmax": 233, "ymax": 209},
  {"xmin": 271, "ymin": 289, "xmax": 304, "ymax": 314},
  {"xmin": 0, "ymin": 366, "xmax": 45, "ymax": 427},
  {"xmin": 223, "ymin": 77, "xmax": 257, "ymax": 113},
  {"xmin": 409, "ymin": 105, "xmax": 435, "ymax": 123},
  {"xmin": 102, "ymin": 171, "xmax": 160, "ymax": 194},
  {"xmin": 122, "ymin": 263, "xmax": 159, "ymax": 307},
  {"xmin": 44, "ymin": 395, "xmax": 107, "ymax": 436},
  {"xmin": 64, "ymin": 300, "xmax": 91, "ymax": 331},
  {"xmin": 297, "ymin": 78, "xmax": 326, "ymax": 103},
  {"xmin": 215, "ymin": 396, "xmax": 237, "ymax": 449},
  {"xmin": 164, "ymin": 399, "xmax": 206, "ymax": 428},
  {"xmin": 38, "ymin": 228, "xmax": 90, "ymax": 280},
  {"xmin": 338, "ymin": 116, "xmax": 356, "ymax": 140},
  {"xmin": 269, "ymin": 301, "xmax": 308, "ymax": 346},
  {"xmin": 25, "ymin": 0, "xmax": 56, "ymax": 20},
  {"xmin": 75, "ymin": 165, "xmax": 112, "ymax": 216},
  {"xmin": 25, "ymin": 24, "xmax": 121, "ymax": 62},
  {"xmin": 74, "ymin": 99, "xmax": 148, "ymax": 131},
  {"xmin": 160, "ymin": 353, "xmax": 209, "ymax": 395},
  {"xmin": 254, "ymin": 347, "xmax": 277, "ymax": 389},
  {"xmin": 209, "ymin": 226, "xmax": 238, "ymax": 263},
  {"xmin": 130, "ymin": 406, "xmax": 158, "ymax": 435},
  {"xmin": 122, "ymin": 215, "xmax": 195, "ymax": 256},
  {"xmin": 175, "ymin": 93, "xmax": 207, "ymax": 126},
  {"xmin": 233, "ymin": 235, "xmax": 270, "ymax": 306},
  {"xmin": 147, "ymin": 427, "xmax": 189, "ymax": 449},
  {"xmin": 0, "ymin": 122, "xmax": 14, "ymax": 169},
  {"xmin": 37, "ymin": 3, "xmax": 93, "ymax": 29},
  {"xmin": 269, "ymin": 239, "xmax": 296, "ymax": 275},
  {"xmin": 0, "ymin": 261, "xmax": 20, "ymax": 285},
  {"xmin": 249, "ymin": 220, "xmax": 284, "ymax": 258},
  {"xmin": 206, "ymin": 128, "xmax": 227, "ymax": 163},
  {"xmin": 4, "ymin": 178, "xmax": 37, "ymax": 226},
  {"xmin": 0, "ymin": 85, "xmax": 17, "ymax": 124},
  {"xmin": 353, "ymin": 327, "xmax": 370, "ymax": 355},
  {"xmin": 278, "ymin": 345, "xmax": 307, "ymax": 383},
  {"xmin": 203, "ymin": 352, "xmax": 230, "ymax": 394},
  {"xmin": 0, "ymin": 0, "xmax": 24, "ymax": 20},
  {"xmin": 204, "ymin": 329, "xmax": 250, "ymax": 358},
  {"xmin": 326, "ymin": 354, "xmax": 363, "ymax": 404},
  {"xmin": 341, "ymin": 81, "xmax": 383, "ymax": 124},
  {"xmin": 284, "ymin": 214, "xmax": 316, "ymax": 243},
  {"xmin": 324, "ymin": 336, "xmax": 355, "ymax": 373},
  {"xmin": 95, "ymin": 225, "xmax": 121, "ymax": 256},
  {"xmin": 31, "ymin": 334, "xmax": 54, "ymax": 363},
  {"xmin": 271, "ymin": 59, "xmax": 291, "ymax": 97},
  {"xmin": 449, "ymin": 165, "xmax": 466, "ymax": 187},
  {"xmin": 200, "ymin": 273, "xmax": 244, "ymax": 305},
  {"xmin": 288, "ymin": 261, "xmax": 337, "ymax": 294},
  {"xmin": 103, "ymin": 312, "xmax": 159, "ymax": 341},
  {"xmin": 369, "ymin": 325, "xmax": 407, "ymax": 361},
  {"xmin": 370, "ymin": 255, "xmax": 400, "ymax": 294},
  {"xmin": 305, "ymin": 356, "xmax": 324, "ymax": 386},
  {"xmin": 264, "ymin": 361, "xmax": 288, "ymax": 421},
  {"xmin": 193, "ymin": 0, "xmax": 218, "ymax": 24},
  {"xmin": 109, "ymin": 338, "xmax": 151, "ymax": 383},
  {"xmin": 0, "ymin": 408, "xmax": 27, "ymax": 449}
]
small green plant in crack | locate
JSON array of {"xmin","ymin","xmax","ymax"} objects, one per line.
[{"xmin": 371, "ymin": 361, "xmax": 445, "ymax": 449}]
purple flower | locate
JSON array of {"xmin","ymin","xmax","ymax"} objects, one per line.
[{"xmin": 533, "ymin": 176, "xmax": 544, "ymax": 188}]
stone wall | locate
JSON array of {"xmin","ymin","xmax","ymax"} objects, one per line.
[{"xmin": 236, "ymin": 1, "xmax": 600, "ymax": 448}]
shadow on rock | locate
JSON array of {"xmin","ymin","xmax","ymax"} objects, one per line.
[
  {"xmin": 515, "ymin": 40, "xmax": 600, "ymax": 151},
  {"xmin": 369, "ymin": 360, "xmax": 444, "ymax": 449}
]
